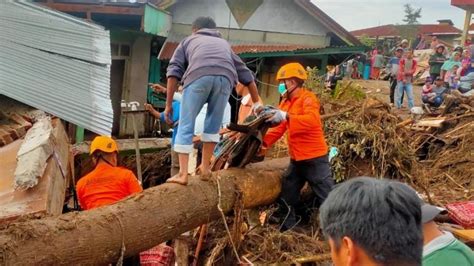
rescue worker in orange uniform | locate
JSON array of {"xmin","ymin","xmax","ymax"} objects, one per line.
[
  {"xmin": 77, "ymin": 137, "xmax": 176, "ymax": 265},
  {"xmin": 76, "ymin": 136, "xmax": 142, "ymax": 210},
  {"xmin": 261, "ymin": 63, "xmax": 334, "ymax": 231}
]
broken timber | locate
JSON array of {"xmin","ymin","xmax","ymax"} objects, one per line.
[
  {"xmin": 0, "ymin": 158, "xmax": 288, "ymax": 265},
  {"xmin": 73, "ymin": 137, "xmax": 171, "ymax": 156},
  {"xmin": 414, "ymin": 117, "xmax": 446, "ymax": 128},
  {"xmin": 0, "ymin": 118, "xmax": 70, "ymax": 224}
]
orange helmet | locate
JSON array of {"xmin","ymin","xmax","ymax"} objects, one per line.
[
  {"xmin": 90, "ymin": 136, "xmax": 118, "ymax": 155},
  {"xmin": 276, "ymin": 63, "xmax": 308, "ymax": 81}
]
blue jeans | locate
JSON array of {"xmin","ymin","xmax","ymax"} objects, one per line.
[
  {"xmin": 396, "ymin": 82, "xmax": 414, "ymax": 109},
  {"xmin": 422, "ymin": 95, "xmax": 444, "ymax": 107},
  {"xmin": 174, "ymin": 75, "xmax": 231, "ymax": 154}
]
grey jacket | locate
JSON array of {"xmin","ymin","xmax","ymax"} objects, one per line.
[{"xmin": 166, "ymin": 29, "xmax": 254, "ymax": 87}]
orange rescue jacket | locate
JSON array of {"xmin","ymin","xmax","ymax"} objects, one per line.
[
  {"xmin": 263, "ymin": 89, "xmax": 328, "ymax": 161},
  {"xmin": 76, "ymin": 162, "xmax": 143, "ymax": 210}
]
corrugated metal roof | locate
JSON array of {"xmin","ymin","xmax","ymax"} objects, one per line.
[
  {"xmin": 158, "ymin": 41, "xmax": 322, "ymax": 60},
  {"xmin": 0, "ymin": 0, "xmax": 113, "ymax": 136},
  {"xmin": 2, "ymin": 1, "xmax": 110, "ymax": 65}
]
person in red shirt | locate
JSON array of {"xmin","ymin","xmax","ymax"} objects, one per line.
[
  {"xmin": 396, "ymin": 49, "xmax": 417, "ymax": 109},
  {"xmin": 76, "ymin": 136, "xmax": 142, "ymax": 210},
  {"xmin": 261, "ymin": 63, "xmax": 334, "ymax": 231}
]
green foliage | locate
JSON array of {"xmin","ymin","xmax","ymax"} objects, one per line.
[
  {"xmin": 403, "ymin": 4, "xmax": 422, "ymax": 25},
  {"xmin": 304, "ymin": 66, "xmax": 331, "ymax": 101},
  {"xmin": 333, "ymin": 80, "xmax": 366, "ymax": 101},
  {"xmin": 359, "ymin": 34, "xmax": 376, "ymax": 48},
  {"xmin": 398, "ymin": 25, "xmax": 420, "ymax": 43}
]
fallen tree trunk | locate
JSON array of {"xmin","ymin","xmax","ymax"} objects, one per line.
[{"xmin": 0, "ymin": 158, "xmax": 289, "ymax": 265}]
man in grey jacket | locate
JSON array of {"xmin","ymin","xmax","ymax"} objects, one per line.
[{"xmin": 164, "ymin": 17, "xmax": 261, "ymax": 185}]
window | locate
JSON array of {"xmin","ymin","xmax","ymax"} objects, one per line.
[
  {"xmin": 120, "ymin": 44, "xmax": 130, "ymax": 56},
  {"xmin": 111, "ymin": 43, "xmax": 119, "ymax": 56},
  {"xmin": 111, "ymin": 43, "xmax": 131, "ymax": 58}
]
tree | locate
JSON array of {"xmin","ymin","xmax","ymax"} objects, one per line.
[{"xmin": 403, "ymin": 4, "xmax": 422, "ymax": 25}]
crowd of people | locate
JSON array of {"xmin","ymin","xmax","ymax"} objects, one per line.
[
  {"xmin": 72, "ymin": 17, "xmax": 473, "ymax": 265},
  {"xmin": 327, "ymin": 36, "xmax": 474, "ymax": 112}
]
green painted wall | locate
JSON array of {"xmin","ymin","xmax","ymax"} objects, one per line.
[
  {"xmin": 147, "ymin": 56, "xmax": 166, "ymax": 108},
  {"xmin": 109, "ymin": 29, "xmax": 150, "ymax": 43},
  {"xmin": 144, "ymin": 5, "xmax": 171, "ymax": 37}
]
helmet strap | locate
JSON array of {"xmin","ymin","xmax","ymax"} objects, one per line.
[
  {"xmin": 96, "ymin": 154, "xmax": 115, "ymax": 167},
  {"xmin": 286, "ymin": 84, "xmax": 299, "ymax": 98}
]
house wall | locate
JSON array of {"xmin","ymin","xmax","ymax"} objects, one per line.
[
  {"xmin": 170, "ymin": 23, "xmax": 329, "ymax": 46},
  {"xmin": 122, "ymin": 35, "xmax": 152, "ymax": 137},
  {"xmin": 258, "ymin": 57, "xmax": 323, "ymax": 106},
  {"xmin": 170, "ymin": 0, "xmax": 327, "ymax": 35},
  {"xmin": 169, "ymin": 0, "xmax": 330, "ymax": 44},
  {"xmin": 110, "ymin": 31, "xmax": 151, "ymax": 137}
]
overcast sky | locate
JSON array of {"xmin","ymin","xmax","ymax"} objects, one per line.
[{"xmin": 312, "ymin": 0, "xmax": 467, "ymax": 31}]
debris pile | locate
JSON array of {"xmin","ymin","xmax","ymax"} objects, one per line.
[
  {"xmin": 322, "ymin": 90, "xmax": 473, "ymax": 203},
  {"xmin": 0, "ymin": 96, "xmax": 45, "ymax": 147},
  {"xmin": 201, "ymin": 214, "xmax": 329, "ymax": 265},
  {"xmin": 409, "ymin": 95, "xmax": 474, "ymax": 204},
  {"xmin": 197, "ymin": 80, "xmax": 473, "ymax": 265},
  {"xmin": 324, "ymin": 97, "xmax": 416, "ymax": 182}
]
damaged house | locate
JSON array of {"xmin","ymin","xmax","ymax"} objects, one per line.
[
  {"xmin": 0, "ymin": 0, "xmax": 111, "ymax": 222},
  {"xmin": 39, "ymin": 0, "xmax": 362, "ymax": 132},
  {"xmin": 156, "ymin": 0, "xmax": 363, "ymax": 106}
]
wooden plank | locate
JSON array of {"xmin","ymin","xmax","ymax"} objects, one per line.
[
  {"xmin": 46, "ymin": 119, "xmax": 70, "ymax": 215},
  {"xmin": 0, "ymin": 118, "xmax": 70, "ymax": 224},
  {"xmin": 461, "ymin": 10, "xmax": 472, "ymax": 46},
  {"xmin": 73, "ymin": 137, "xmax": 170, "ymax": 156},
  {"xmin": 396, "ymin": 118, "xmax": 414, "ymax": 128},
  {"xmin": 414, "ymin": 118, "xmax": 446, "ymax": 128},
  {"xmin": 41, "ymin": 3, "xmax": 145, "ymax": 16}
]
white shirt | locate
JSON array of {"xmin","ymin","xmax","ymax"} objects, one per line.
[
  {"xmin": 173, "ymin": 92, "xmax": 183, "ymax": 102},
  {"xmin": 241, "ymin": 94, "xmax": 251, "ymax": 106},
  {"xmin": 194, "ymin": 103, "xmax": 231, "ymax": 136}
]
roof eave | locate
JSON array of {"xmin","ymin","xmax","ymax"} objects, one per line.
[
  {"xmin": 451, "ymin": 0, "xmax": 474, "ymax": 11},
  {"xmin": 293, "ymin": 0, "xmax": 361, "ymax": 46}
]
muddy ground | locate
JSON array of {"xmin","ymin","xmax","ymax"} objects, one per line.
[{"xmin": 352, "ymin": 79, "xmax": 423, "ymax": 105}]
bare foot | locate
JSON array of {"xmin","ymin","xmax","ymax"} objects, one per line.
[
  {"xmin": 166, "ymin": 173, "xmax": 188, "ymax": 185},
  {"xmin": 195, "ymin": 166, "xmax": 212, "ymax": 181}
]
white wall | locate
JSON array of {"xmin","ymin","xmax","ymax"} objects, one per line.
[
  {"xmin": 170, "ymin": 23, "xmax": 329, "ymax": 46},
  {"xmin": 122, "ymin": 35, "xmax": 152, "ymax": 136},
  {"xmin": 170, "ymin": 0, "xmax": 328, "ymax": 36}
]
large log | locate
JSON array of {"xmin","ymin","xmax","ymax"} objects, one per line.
[{"xmin": 0, "ymin": 158, "xmax": 289, "ymax": 265}]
